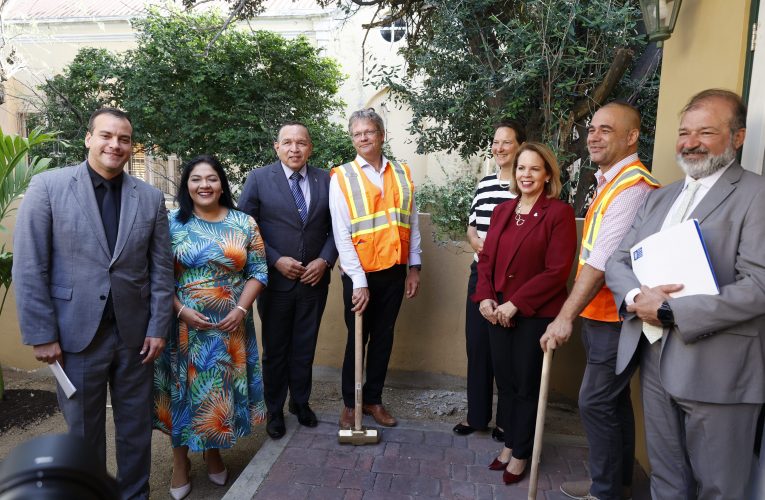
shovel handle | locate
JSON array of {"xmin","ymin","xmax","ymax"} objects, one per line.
[
  {"xmin": 528, "ymin": 348, "xmax": 553, "ymax": 499},
  {"xmin": 354, "ymin": 312, "xmax": 363, "ymax": 431}
]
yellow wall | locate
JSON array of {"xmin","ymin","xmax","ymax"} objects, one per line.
[{"xmin": 651, "ymin": 0, "xmax": 752, "ymax": 184}]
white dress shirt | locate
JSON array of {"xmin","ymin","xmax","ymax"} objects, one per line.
[
  {"xmin": 282, "ymin": 162, "xmax": 310, "ymax": 209},
  {"xmin": 625, "ymin": 161, "xmax": 733, "ymax": 306},
  {"xmin": 329, "ymin": 154, "xmax": 422, "ymax": 289}
]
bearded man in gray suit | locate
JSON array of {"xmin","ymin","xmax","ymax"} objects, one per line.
[
  {"xmin": 606, "ymin": 89, "xmax": 765, "ymax": 499},
  {"xmin": 13, "ymin": 108, "xmax": 174, "ymax": 499}
]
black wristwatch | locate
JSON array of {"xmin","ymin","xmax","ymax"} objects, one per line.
[
  {"xmin": 409, "ymin": 264, "xmax": 422, "ymax": 271},
  {"xmin": 656, "ymin": 301, "xmax": 674, "ymax": 327}
]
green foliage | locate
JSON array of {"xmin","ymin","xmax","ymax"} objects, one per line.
[
  {"xmin": 0, "ymin": 127, "xmax": 55, "ymax": 400},
  {"xmin": 34, "ymin": 9, "xmax": 348, "ymax": 185},
  {"xmin": 371, "ymin": 0, "xmax": 659, "ymax": 213},
  {"xmin": 417, "ymin": 172, "xmax": 477, "ymax": 241},
  {"xmin": 0, "ymin": 127, "xmax": 56, "ymax": 228},
  {"xmin": 28, "ymin": 48, "xmax": 122, "ymax": 168},
  {"xmin": 306, "ymin": 120, "xmax": 356, "ymax": 170}
]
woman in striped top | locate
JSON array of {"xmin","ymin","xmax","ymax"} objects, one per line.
[{"xmin": 453, "ymin": 120, "xmax": 526, "ymax": 439}]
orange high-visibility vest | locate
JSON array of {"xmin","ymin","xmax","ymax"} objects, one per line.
[
  {"xmin": 579, "ymin": 161, "xmax": 660, "ymax": 322},
  {"xmin": 332, "ymin": 159, "xmax": 414, "ymax": 273}
]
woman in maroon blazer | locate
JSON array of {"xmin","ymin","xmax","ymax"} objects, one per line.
[{"xmin": 472, "ymin": 141, "xmax": 576, "ymax": 485}]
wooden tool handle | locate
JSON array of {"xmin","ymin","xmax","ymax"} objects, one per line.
[
  {"xmin": 354, "ymin": 312, "xmax": 363, "ymax": 431},
  {"xmin": 528, "ymin": 348, "xmax": 553, "ymax": 500}
]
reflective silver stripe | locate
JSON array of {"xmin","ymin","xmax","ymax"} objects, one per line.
[
  {"xmin": 351, "ymin": 213, "xmax": 390, "ymax": 235},
  {"xmin": 388, "ymin": 208, "xmax": 411, "ymax": 227},
  {"xmin": 339, "ymin": 163, "xmax": 368, "ymax": 218},
  {"xmin": 389, "ymin": 160, "xmax": 412, "ymax": 210}
]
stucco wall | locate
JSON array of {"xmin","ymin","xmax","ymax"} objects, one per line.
[
  {"xmin": 0, "ymin": 210, "xmax": 588, "ymax": 405},
  {"xmin": 651, "ymin": 0, "xmax": 751, "ymax": 184}
]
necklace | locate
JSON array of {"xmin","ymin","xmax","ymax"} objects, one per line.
[
  {"xmin": 514, "ymin": 201, "xmax": 526, "ymax": 226},
  {"xmin": 497, "ymin": 170, "xmax": 511, "ymax": 188}
]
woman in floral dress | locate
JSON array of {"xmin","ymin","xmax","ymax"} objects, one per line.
[{"xmin": 153, "ymin": 155, "xmax": 267, "ymax": 500}]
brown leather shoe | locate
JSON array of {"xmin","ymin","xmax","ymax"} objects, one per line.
[
  {"xmin": 362, "ymin": 404, "xmax": 397, "ymax": 427},
  {"xmin": 338, "ymin": 406, "xmax": 355, "ymax": 429}
]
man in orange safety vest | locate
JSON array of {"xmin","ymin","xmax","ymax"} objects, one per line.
[{"xmin": 540, "ymin": 102, "xmax": 659, "ymax": 500}]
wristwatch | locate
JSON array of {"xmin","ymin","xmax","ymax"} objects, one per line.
[
  {"xmin": 409, "ymin": 264, "xmax": 422, "ymax": 271},
  {"xmin": 656, "ymin": 301, "xmax": 674, "ymax": 327}
]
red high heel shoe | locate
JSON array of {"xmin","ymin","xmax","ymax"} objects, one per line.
[
  {"xmin": 488, "ymin": 457, "xmax": 508, "ymax": 471},
  {"xmin": 502, "ymin": 466, "xmax": 527, "ymax": 485}
]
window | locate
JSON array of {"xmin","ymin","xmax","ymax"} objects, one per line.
[{"xmin": 380, "ymin": 19, "xmax": 406, "ymax": 43}]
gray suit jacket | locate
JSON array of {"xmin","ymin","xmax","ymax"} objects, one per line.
[
  {"xmin": 606, "ymin": 162, "xmax": 765, "ymax": 404},
  {"xmin": 238, "ymin": 161, "xmax": 337, "ymax": 292},
  {"xmin": 12, "ymin": 162, "xmax": 174, "ymax": 352}
]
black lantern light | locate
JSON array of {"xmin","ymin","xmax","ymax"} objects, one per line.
[{"xmin": 639, "ymin": 0, "xmax": 683, "ymax": 46}]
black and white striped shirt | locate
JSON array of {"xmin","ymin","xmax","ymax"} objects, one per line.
[{"xmin": 468, "ymin": 174, "xmax": 516, "ymax": 261}]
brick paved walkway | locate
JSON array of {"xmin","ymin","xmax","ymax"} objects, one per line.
[{"xmin": 224, "ymin": 413, "xmax": 649, "ymax": 500}]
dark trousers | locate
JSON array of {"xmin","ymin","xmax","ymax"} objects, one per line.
[
  {"xmin": 579, "ymin": 318, "xmax": 638, "ymax": 500},
  {"xmin": 488, "ymin": 315, "xmax": 551, "ymax": 459},
  {"xmin": 58, "ymin": 322, "xmax": 153, "ymax": 500},
  {"xmin": 465, "ymin": 261, "xmax": 503, "ymax": 429},
  {"xmin": 257, "ymin": 282, "xmax": 328, "ymax": 413},
  {"xmin": 341, "ymin": 265, "xmax": 406, "ymax": 408}
]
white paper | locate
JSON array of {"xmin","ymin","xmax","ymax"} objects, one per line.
[
  {"xmin": 49, "ymin": 360, "xmax": 76, "ymax": 399},
  {"xmin": 630, "ymin": 219, "xmax": 719, "ymax": 298}
]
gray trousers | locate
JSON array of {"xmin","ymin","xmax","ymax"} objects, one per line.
[
  {"xmin": 57, "ymin": 322, "xmax": 153, "ymax": 500},
  {"xmin": 641, "ymin": 337, "xmax": 761, "ymax": 500},
  {"xmin": 579, "ymin": 318, "xmax": 637, "ymax": 500}
]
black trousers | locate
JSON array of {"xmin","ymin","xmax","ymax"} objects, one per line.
[
  {"xmin": 341, "ymin": 265, "xmax": 406, "ymax": 408},
  {"xmin": 488, "ymin": 315, "xmax": 551, "ymax": 459},
  {"xmin": 257, "ymin": 282, "xmax": 329, "ymax": 414},
  {"xmin": 465, "ymin": 261, "xmax": 504, "ymax": 429}
]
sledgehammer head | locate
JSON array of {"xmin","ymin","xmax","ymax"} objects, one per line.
[{"xmin": 338, "ymin": 427, "xmax": 381, "ymax": 445}]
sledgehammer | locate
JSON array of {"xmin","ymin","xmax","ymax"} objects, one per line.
[{"xmin": 338, "ymin": 312, "xmax": 380, "ymax": 445}]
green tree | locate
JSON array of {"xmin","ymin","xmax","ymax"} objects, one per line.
[
  {"xmin": 371, "ymin": 0, "xmax": 660, "ymax": 215},
  {"xmin": 33, "ymin": 9, "xmax": 352, "ymax": 184},
  {"xmin": 29, "ymin": 48, "xmax": 123, "ymax": 167},
  {"xmin": 180, "ymin": 0, "xmax": 661, "ymax": 216},
  {"xmin": 0, "ymin": 127, "xmax": 56, "ymax": 399}
]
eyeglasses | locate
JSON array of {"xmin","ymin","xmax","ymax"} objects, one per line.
[{"xmin": 352, "ymin": 129, "xmax": 379, "ymax": 140}]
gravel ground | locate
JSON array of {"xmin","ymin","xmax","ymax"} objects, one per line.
[{"xmin": 0, "ymin": 365, "xmax": 583, "ymax": 499}]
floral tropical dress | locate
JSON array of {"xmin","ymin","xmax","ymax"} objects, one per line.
[{"xmin": 153, "ymin": 208, "xmax": 268, "ymax": 451}]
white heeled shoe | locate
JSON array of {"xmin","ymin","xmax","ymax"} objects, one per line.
[
  {"xmin": 170, "ymin": 458, "xmax": 192, "ymax": 499},
  {"xmin": 169, "ymin": 481, "xmax": 191, "ymax": 500},
  {"xmin": 203, "ymin": 450, "xmax": 228, "ymax": 486},
  {"xmin": 208, "ymin": 468, "xmax": 228, "ymax": 486}
]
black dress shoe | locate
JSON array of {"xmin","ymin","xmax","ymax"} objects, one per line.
[
  {"xmin": 266, "ymin": 411, "xmax": 286, "ymax": 439},
  {"xmin": 289, "ymin": 401, "xmax": 318, "ymax": 427},
  {"xmin": 453, "ymin": 422, "xmax": 481, "ymax": 435},
  {"xmin": 492, "ymin": 427, "xmax": 505, "ymax": 442}
]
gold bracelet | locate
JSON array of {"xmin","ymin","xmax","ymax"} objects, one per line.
[{"xmin": 236, "ymin": 305, "xmax": 248, "ymax": 315}]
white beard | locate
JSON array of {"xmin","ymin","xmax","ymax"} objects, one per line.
[{"xmin": 676, "ymin": 144, "xmax": 735, "ymax": 180}]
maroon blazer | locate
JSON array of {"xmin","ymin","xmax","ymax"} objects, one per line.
[{"xmin": 472, "ymin": 195, "xmax": 576, "ymax": 318}]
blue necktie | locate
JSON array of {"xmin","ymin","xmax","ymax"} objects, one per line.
[{"xmin": 290, "ymin": 172, "xmax": 308, "ymax": 224}]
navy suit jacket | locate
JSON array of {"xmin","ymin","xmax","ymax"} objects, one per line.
[
  {"xmin": 472, "ymin": 196, "xmax": 576, "ymax": 318},
  {"xmin": 238, "ymin": 161, "xmax": 337, "ymax": 291}
]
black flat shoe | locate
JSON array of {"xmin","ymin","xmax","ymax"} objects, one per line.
[
  {"xmin": 266, "ymin": 411, "xmax": 286, "ymax": 439},
  {"xmin": 453, "ymin": 422, "xmax": 481, "ymax": 435},
  {"xmin": 289, "ymin": 401, "xmax": 318, "ymax": 427},
  {"xmin": 492, "ymin": 427, "xmax": 505, "ymax": 442}
]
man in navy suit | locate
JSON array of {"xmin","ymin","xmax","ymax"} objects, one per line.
[{"xmin": 239, "ymin": 122, "xmax": 337, "ymax": 439}]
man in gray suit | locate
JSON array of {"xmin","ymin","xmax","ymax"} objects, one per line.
[
  {"xmin": 13, "ymin": 108, "xmax": 174, "ymax": 499},
  {"xmin": 606, "ymin": 89, "xmax": 765, "ymax": 499},
  {"xmin": 239, "ymin": 122, "xmax": 337, "ymax": 439}
]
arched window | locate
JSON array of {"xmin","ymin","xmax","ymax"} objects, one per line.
[{"xmin": 380, "ymin": 18, "xmax": 406, "ymax": 43}]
